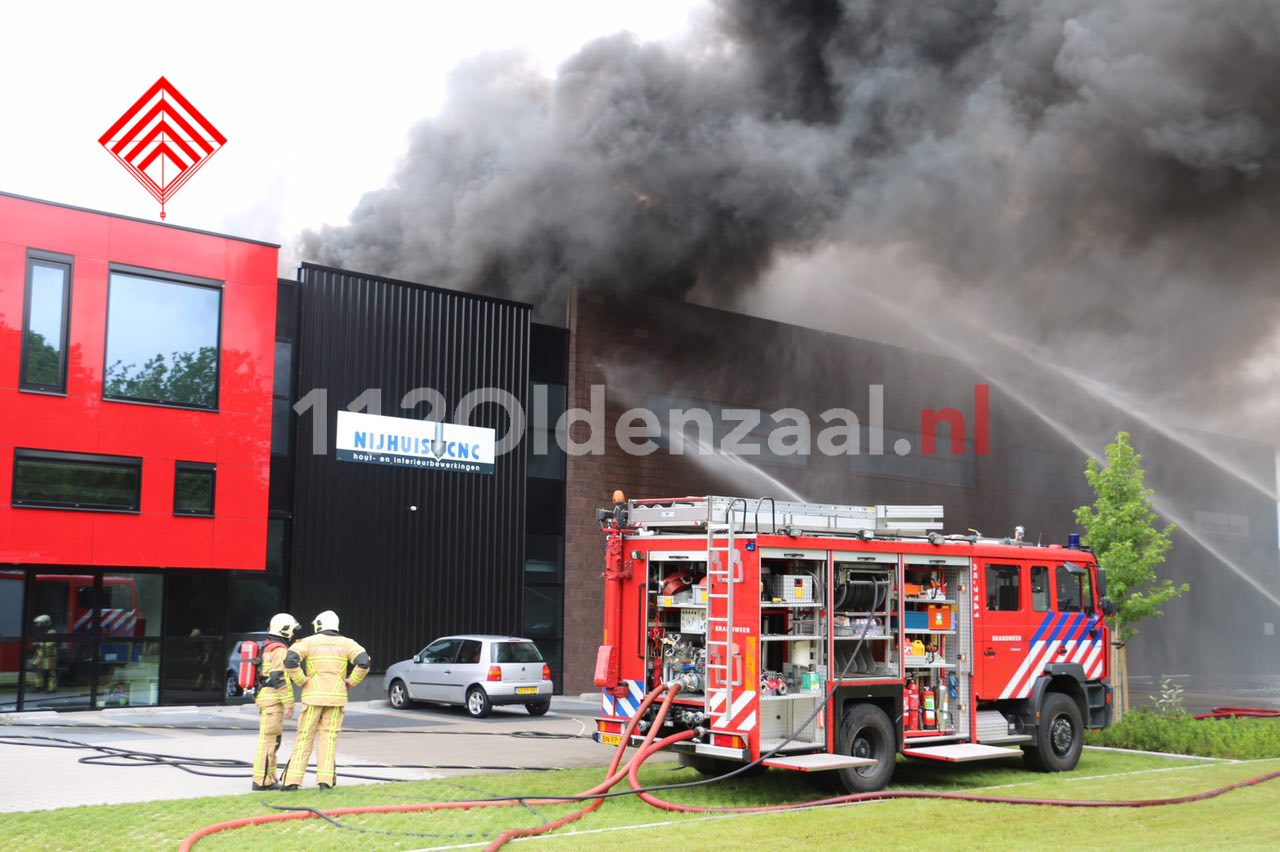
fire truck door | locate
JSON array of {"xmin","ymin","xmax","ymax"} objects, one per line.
[{"xmin": 974, "ymin": 561, "xmax": 1035, "ymax": 701}]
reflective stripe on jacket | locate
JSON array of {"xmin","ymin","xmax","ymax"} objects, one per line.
[
  {"xmin": 255, "ymin": 641, "xmax": 293, "ymax": 707},
  {"xmin": 286, "ymin": 632, "xmax": 369, "ymax": 706}
]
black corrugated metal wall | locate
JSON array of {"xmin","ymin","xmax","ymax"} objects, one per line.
[{"xmin": 290, "ymin": 264, "xmax": 529, "ymax": 671}]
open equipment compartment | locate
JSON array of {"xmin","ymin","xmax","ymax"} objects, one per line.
[
  {"xmin": 900, "ymin": 554, "xmax": 971, "ymax": 741},
  {"xmin": 646, "ymin": 550, "xmax": 710, "ymax": 706},
  {"xmin": 831, "ymin": 551, "xmax": 899, "ymax": 680},
  {"xmin": 758, "ymin": 548, "xmax": 827, "ymax": 751}
]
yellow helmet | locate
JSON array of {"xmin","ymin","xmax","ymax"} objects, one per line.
[
  {"xmin": 268, "ymin": 613, "xmax": 301, "ymax": 640},
  {"xmin": 313, "ymin": 610, "xmax": 340, "ymax": 633}
]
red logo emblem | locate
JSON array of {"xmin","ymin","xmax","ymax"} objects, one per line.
[{"xmin": 99, "ymin": 77, "xmax": 226, "ymax": 220}]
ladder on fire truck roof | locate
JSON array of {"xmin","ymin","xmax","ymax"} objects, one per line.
[
  {"xmin": 629, "ymin": 496, "xmax": 944, "ymax": 537},
  {"xmin": 703, "ymin": 498, "xmax": 744, "ymax": 725}
]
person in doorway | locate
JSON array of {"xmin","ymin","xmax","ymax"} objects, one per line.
[
  {"xmin": 191, "ymin": 629, "xmax": 219, "ymax": 692},
  {"xmin": 252, "ymin": 613, "xmax": 300, "ymax": 791},
  {"xmin": 280, "ymin": 610, "xmax": 370, "ymax": 790},
  {"xmin": 30, "ymin": 615, "xmax": 57, "ymax": 692}
]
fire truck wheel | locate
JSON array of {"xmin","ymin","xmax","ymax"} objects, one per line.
[
  {"xmin": 466, "ymin": 686, "xmax": 494, "ymax": 718},
  {"xmin": 1023, "ymin": 692, "xmax": 1083, "ymax": 772},
  {"xmin": 834, "ymin": 703, "xmax": 896, "ymax": 793},
  {"xmin": 388, "ymin": 679, "xmax": 411, "ymax": 709}
]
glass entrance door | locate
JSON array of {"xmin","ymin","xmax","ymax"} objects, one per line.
[{"xmin": 23, "ymin": 572, "xmax": 97, "ymax": 710}]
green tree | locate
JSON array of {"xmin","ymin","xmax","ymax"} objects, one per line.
[
  {"xmin": 104, "ymin": 346, "xmax": 219, "ymax": 408},
  {"xmin": 1074, "ymin": 431, "xmax": 1185, "ymax": 715},
  {"xmin": 23, "ymin": 330, "xmax": 61, "ymax": 386}
]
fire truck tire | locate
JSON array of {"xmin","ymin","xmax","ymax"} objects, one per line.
[
  {"xmin": 1023, "ymin": 692, "xmax": 1083, "ymax": 772},
  {"xmin": 466, "ymin": 686, "xmax": 494, "ymax": 718},
  {"xmin": 834, "ymin": 703, "xmax": 896, "ymax": 793},
  {"xmin": 388, "ymin": 679, "xmax": 412, "ymax": 709},
  {"xmin": 525, "ymin": 700, "xmax": 551, "ymax": 716}
]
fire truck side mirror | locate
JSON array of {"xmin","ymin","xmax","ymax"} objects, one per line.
[{"xmin": 1099, "ymin": 598, "xmax": 1117, "ymax": 617}]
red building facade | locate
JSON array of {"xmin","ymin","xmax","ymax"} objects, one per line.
[
  {"xmin": 0, "ymin": 193, "xmax": 278, "ymax": 712},
  {"xmin": 0, "ymin": 193, "xmax": 277, "ymax": 569}
]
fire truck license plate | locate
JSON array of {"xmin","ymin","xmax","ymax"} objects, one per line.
[
  {"xmin": 516, "ymin": 686, "xmax": 537, "ymax": 695},
  {"xmin": 599, "ymin": 733, "xmax": 623, "ymax": 746}
]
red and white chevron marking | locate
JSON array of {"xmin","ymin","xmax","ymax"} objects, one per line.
[
  {"xmin": 708, "ymin": 687, "xmax": 757, "ymax": 732},
  {"xmin": 999, "ymin": 615, "xmax": 1105, "ymax": 700},
  {"xmin": 99, "ymin": 76, "xmax": 226, "ymax": 218},
  {"xmin": 72, "ymin": 609, "xmax": 139, "ymax": 636}
]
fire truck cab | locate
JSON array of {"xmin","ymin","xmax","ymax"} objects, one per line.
[{"xmin": 593, "ymin": 496, "xmax": 1114, "ymax": 793}]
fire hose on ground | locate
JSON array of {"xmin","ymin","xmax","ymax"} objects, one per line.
[
  {"xmin": 1193, "ymin": 706, "xmax": 1280, "ymax": 720},
  {"xmin": 178, "ymin": 681, "xmax": 1280, "ymax": 851}
]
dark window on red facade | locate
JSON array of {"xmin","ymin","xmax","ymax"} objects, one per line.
[
  {"xmin": 103, "ymin": 268, "xmax": 222, "ymax": 410},
  {"xmin": 173, "ymin": 462, "xmax": 216, "ymax": 516},
  {"xmin": 20, "ymin": 251, "xmax": 73, "ymax": 393},
  {"xmin": 12, "ymin": 449, "xmax": 142, "ymax": 512}
]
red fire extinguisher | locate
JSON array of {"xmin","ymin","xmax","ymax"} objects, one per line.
[
  {"xmin": 904, "ymin": 679, "xmax": 919, "ymax": 731},
  {"xmin": 922, "ymin": 684, "xmax": 937, "ymax": 730}
]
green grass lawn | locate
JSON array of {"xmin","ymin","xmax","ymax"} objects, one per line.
[{"xmin": 3, "ymin": 751, "xmax": 1277, "ymax": 851}]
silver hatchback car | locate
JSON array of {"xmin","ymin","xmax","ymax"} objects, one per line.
[{"xmin": 383, "ymin": 635, "xmax": 553, "ymax": 718}]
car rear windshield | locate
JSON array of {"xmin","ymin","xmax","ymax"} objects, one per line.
[{"xmin": 492, "ymin": 641, "xmax": 543, "ymax": 663}]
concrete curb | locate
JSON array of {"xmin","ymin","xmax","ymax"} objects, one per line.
[{"xmin": 1083, "ymin": 745, "xmax": 1235, "ymax": 762}]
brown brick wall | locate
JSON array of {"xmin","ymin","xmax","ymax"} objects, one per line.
[{"xmin": 559, "ymin": 290, "xmax": 1093, "ymax": 695}]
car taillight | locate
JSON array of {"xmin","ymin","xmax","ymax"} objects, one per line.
[
  {"xmin": 487, "ymin": 665, "xmax": 502, "ymax": 682},
  {"xmin": 542, "ymin": 664, "xmax": 552, "ymax": 681}
]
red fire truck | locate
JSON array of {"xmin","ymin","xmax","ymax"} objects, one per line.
[{"xmin": 593, "ymin": 495, "xmax": 1114, "ymax": 793}]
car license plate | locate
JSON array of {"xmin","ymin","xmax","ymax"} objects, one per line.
[
  {"xmin": 516, "ymin": 686, "xmax": 537, "ymax": 695},
  {"xmin": 598, "ymin": 733, "xmax": 623, "ymax": 746}
]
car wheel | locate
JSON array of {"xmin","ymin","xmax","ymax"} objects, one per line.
[
  {"xmin": 224, "ymin": 673, "xmax": 240, "ymax": 700},
  {"xmin": 525, "ymin": 700, "xmax": 551, "ymax": 716},
  {"xmin": 466, "ymin": 686, "xmax": 493, "ymax": 718},
  {"xmin": 388, "ymin": 679, "xmax": 410, "ymax": 710},
  {"xmin": 833, "ymin": 703, "xmax": 896, "ymax": 793},
  {"xmin": 1022, "ymin": 692, "xmax": 1083, "ymax": 772}
]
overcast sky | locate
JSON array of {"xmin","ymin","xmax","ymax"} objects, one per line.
[{"xmin": 0, "ymin": 1, "xmax": 702, "ymax": 265}]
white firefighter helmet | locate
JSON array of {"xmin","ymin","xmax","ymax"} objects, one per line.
[
  {"xmin": 34, "ymin": 614, "xmax": 52, "ymax": 630},
  {"xmin": 312, "ymin": 610, "xmax": 340, "ymax": 633},
  {"xmin": 268, "ymin": 613, "xmax": 301, "ymax": 640}
]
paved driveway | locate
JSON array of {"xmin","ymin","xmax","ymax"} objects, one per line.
[{"xmin": 0, "ymin": 695, "xmax": 644, "ymax": 813}]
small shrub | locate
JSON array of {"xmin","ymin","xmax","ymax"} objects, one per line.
[
  {"xmin": 1087, "ymin": 709, "xmax": 1280, "ymax": 760},
  {"xmin": 1153, "ymin": 675, "xmax": 1186, "ymax": 717}
]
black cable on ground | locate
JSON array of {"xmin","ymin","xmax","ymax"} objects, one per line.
[
  {"xmin": 260, "ymin": 804, "xmax": 498, "ymax": 842},
  {"xmin": 0, "ymin": 721, "xmax": 586, "ymax": 738},
  {"xmin": 259, "ymin": 789, "xmax": 556, "ymax": 844},
  {"xmin": 0, "ymin": 734, "xmax": 557, "ymax": 780}
]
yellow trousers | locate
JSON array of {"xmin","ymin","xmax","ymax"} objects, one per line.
[
  {"xmin": 283, "ymin": 704, "xmax": 345, "ymax": 787},
  {"xmin": 253, "ymin": 703, "xmax": 285, "ymax": 786}
]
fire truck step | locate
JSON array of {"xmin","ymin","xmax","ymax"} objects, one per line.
[
  {"xmin": 762, "ymin": 753, "xmax": 877, "ymax": 772},
  {"xmin": 901, "ymin": 743, "xmax": 1022, "ymax": 762}
]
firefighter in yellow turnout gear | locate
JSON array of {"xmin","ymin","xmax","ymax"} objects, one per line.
[
  {"xmin": 281, "ymin": 610, "xmax": 370, "ymax": 789},
  {"xmin": 252, "ymin": 613, "xmax": 300, "ymax": 790},
  {"xmin": 31, "ymin": 615, "xmax": 58, "ymax": 692}
]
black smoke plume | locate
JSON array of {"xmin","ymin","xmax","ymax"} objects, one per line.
[{"xmin": 303, "ymin": 0, "xmax": 1280, "ymax": 439}]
